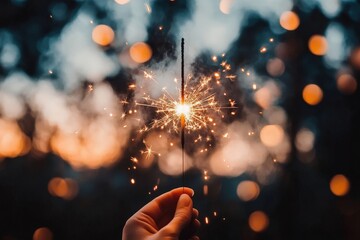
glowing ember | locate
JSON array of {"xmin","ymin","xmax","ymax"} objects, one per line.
[{"xmin": 175, "ymin": 103, "xmax": 191, "ymax": 119}]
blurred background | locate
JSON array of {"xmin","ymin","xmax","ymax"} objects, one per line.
[{"xmin": 0, "ymin": 0, "xmax": 359, "ymax": 239}]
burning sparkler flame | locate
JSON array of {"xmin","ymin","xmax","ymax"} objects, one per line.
[
  {"xmin": 175, "ymin": 103, "xmax": 191, "ymax": 120},
  {"xmin": 136, "ymin": 76, "xmax": 222, "ymax": 133}
]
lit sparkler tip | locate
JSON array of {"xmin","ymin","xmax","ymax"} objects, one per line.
[{"xmin": 175, "ymin": 103, "xmax": 191, "ymax": 119}]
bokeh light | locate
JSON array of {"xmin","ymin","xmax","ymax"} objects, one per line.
[
  {"xmin": 264, "ymin": 107, "xmax": 287, "ymax": 125},
  {"xmin": 330, "ymin": 174, "xmax": 350, "ymax": 197},
  {"xmin": 129, "ymin": 42, "xmax": 152, "ymax": 63},
  {"xmin": 248, "ymin": 211, "xmax": 269, "ymax": 232},
  {"xmin": 350, "ymin": 47, "xmax": 360, "ymax": 69},
  {"xmin": 49, "ymin": 114, "xmax": 129, "ymax": 169},
  {"xmin": 302, "ymin": 84, "xmax": 323, "ymax": 105},
  {"xmin": 48, "ymin": 177, "xmax": 78, "ymax": 200},
  {"xmin": 337, "ymin": 74, "xmax": 357, "ymax": 95},
  {"xmin": 158, "ymin": 149, "xmax": 192, "ymax": 176},
  {"xmin": 260, "ymin": 124, "xmax": 284, "ymax": 148},
  {"xmin": 0, "ymin": 119, "xmax": 30, "ymax": 158},
  {"xmin": 236, "ymin": 180, "xmax": 260, "ymax": 201},
  {"xmin": 308, "ymin": 35, "xmax": 328, "ymax": 56},
  {"xmin": 33, "ymin": 227, "xmax": 53, "ymax": 240},
  {"xmin": 210, "ymin": 139, "xmax": 253, "ymax": 177},
  {"xmin": 219, "ymin": 0, "xmax": 233, "ymax": 14},
  {"xmin": 280, "ymin": 11, "xmax": 300, "ymax": 31},
  {"xmin": 266, "ymin": 58, "xmax": 285, "ymax": 77},
  {"xmin": 295, "ymin": 128, "xmax": 315, "ymax": 153},
  {"xmin": 92, "ymin": 24, "xmax": 115, "ymax": 46},
  {"xmin": 253, "ymin": 81, "xmax": 281, "ymax": 109}
]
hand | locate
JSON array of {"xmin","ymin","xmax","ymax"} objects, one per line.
[{"xmin": 122, "ymin": 187, "xmax": 200, "ymax": 240}]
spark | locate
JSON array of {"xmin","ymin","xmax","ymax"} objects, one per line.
[
  {"xmin": 144, "ymin": 71, "xmax": 156, "ymax": 82},
  {"xmin": 88, "ymin": 84, "xmax": 94, "ymax": 92},
  {"xmin": 128, "ymin": 84, "xmax": 136, "ymax": 90},
  {"xmin": 225, "ymin": 75, "xmax": 236, "ymax": 81},
  {"xmin": 141, "ymin": 140, "xmax": 158, "ymax": 160},
  {"xmin": 203, "ymin": 184, "xmax": 208, "ymax": 195},
  {"xmin": 131, "ymin": 157, "xmax": 138, "ymax": 163},
  {"xmin": 228, "ymin": 99, "xmax": 236, "ymax": 107},
  {"xmin": 136, "ymin": 76, "xmax": 226, "ymax": 133},
  {"xmin": 145, "ymin": 3, "xmax": 152, "ymax": 13},
  {"xmin": 203, "ymin": 170, "xmax": 209, "ymax": 180},
  {"xmin": 248, "ymin": 131, "xmax": 255, "ymax": 136},
  {"xmin": 130, "ymin": 178, "xmax": 135, "ymax": 184}
]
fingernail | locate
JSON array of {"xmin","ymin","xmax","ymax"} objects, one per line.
[
  {"xmin": 193, "ymin": 208, "xmax": 199, "ymax": 217},
  {"xmin": 180, "ymin": 194, "xmax": 192, "ymax": 207},
  {"xmin": 191, "ymin": 189, "xmax": 195, "ymax": 197}
]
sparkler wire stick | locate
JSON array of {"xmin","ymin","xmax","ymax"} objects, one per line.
[{"xmin": 181, "ymin": 38, "xmax": 185, "ymax": 191}]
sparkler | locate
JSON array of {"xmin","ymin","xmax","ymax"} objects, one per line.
[
  {"xmin": 133, "ymin": 40, "xmax": 237, "ymax": 189},
  {"xmin": 181, "ymin": 38, "xmax": 185, "ymax": 190},
  {"xmin": 137, "ymin": 76, "xmax": 221, "ymax": 133}
]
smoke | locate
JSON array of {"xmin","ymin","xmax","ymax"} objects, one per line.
[
  {"xmin": 92, "ymin": 0, "xmax": 152, "ymax": 44},
  {"xmin": 43, "ymin": 12, "xmax": 119, "ymax": 90},
  {"xmin": 0, "ymin": 72, "xmax": 34, "ymax": 120},
  {"xmin": 174, "ymin": 0, "xmax": 292, "ymax": 63},
  {"xmin": 0, "ymin": 71, "xmax": 133, "ymax": 168},
  {"xmin": 113, "ymin": 0, "xmax": 152, "ymax": 44},
  {"xmin": 0, "ymin": 0, "xmax": 295, "ymax": 177}
]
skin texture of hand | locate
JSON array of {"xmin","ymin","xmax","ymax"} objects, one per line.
[{"xmin": 122, "ymin": 187, "xmax": 200, "ymax": 240}]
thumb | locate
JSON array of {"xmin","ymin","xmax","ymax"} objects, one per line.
[{"xmin": 166, "ymin": 194, "xmax": 193, "ymax": 235}]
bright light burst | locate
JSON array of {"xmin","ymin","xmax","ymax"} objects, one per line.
[
  {"xmin": 136, "ymin": 75, "xmax": 224, "ymax": 133},
  {"xmin": 175, "ymin": 103, "xmax": 191, "ymax": 119}
]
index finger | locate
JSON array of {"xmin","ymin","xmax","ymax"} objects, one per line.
[{"xmin": 139, "ymin": 187, "xmax": 194, "ymax": 221}]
